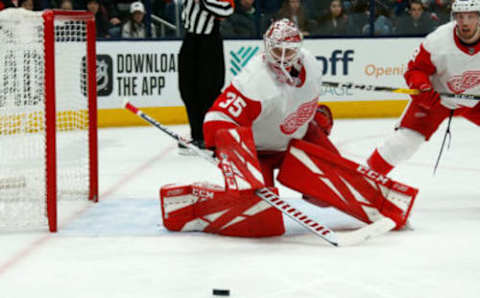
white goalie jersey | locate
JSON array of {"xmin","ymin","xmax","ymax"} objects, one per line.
[{"xmin": 204, "ymin": 48, "xmax": 324, "ymax": 151}]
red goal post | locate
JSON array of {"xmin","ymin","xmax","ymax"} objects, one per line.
[{"xmin": 0, "ymin": 9, "xmax": 98, "ymax": 232}]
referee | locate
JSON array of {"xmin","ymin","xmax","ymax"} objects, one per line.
[{"xmin": 178, "ymin": 0, "xmax": 234, "ymax": 152}]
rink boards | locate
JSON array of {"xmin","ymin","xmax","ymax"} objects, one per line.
[{"xmin": 94, "ymin": 38, "xmax": 422, "ymax": 127}]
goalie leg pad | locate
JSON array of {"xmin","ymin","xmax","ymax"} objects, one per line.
[
  {"xmin": 277, "ymin": 139, "xmax": 418, "ymax": 229},
  {"xmin": 160, "ymin": 183, "xmax": 285, "ymax": 237}
]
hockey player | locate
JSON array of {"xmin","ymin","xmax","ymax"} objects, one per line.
[
  {"xmin": 203, "ymin": 18, "xmax": 336, "ymax": 187},
  {"xmin": 368, "ymin": 0, "xmax": 480, "ymax": 175},
  {"xmin": 160, "ymin": 19, "xmax": 417, "ymax": 238}
]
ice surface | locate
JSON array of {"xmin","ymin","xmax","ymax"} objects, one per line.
[{"xmin": 0, "ymin": 118, "xmax": 479, "ymax": 298}]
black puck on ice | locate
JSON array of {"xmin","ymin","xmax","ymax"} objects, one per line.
[{"xmin": 212, "ymin": 289, "xmax": 230, "ymax": 296}]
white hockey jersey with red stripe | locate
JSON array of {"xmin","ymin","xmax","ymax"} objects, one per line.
[
  {"xmin": 407, "ymin": 21, "xmax": 480, "ymax": 108},
  {"xmin": 204, "ymin": 48, "xmax": 323, "ymax": 151}
]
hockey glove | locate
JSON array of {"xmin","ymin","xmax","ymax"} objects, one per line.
[
  {"xmin": 412, "ymin": 83, "xmax": 440, "ymax": 110},
  {"xmin": 313, "ymin": 104, "xmax": 333, "ymax": 136}
]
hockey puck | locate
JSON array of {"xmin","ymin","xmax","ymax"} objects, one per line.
[{"xmin": 212, "ymin": 289, "xmax": 230, "ymax": 296}]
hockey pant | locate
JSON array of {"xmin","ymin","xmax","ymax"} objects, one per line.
[{"xmin": 368, "ymin": 100, "xmax": 480, "ymax": 175}]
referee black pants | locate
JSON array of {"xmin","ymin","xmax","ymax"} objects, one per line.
[{"xmin": 178, "ymin": 32, "xmax": 225, "ymax": 143}]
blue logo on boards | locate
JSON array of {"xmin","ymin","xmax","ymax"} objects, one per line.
[
  {"xmin": 229, "ymin": 46, "xmax": 260, "ymax": 76},
  {"xmin": 315, "ymin": 50, "xmax": 354, "ymax": 76}
]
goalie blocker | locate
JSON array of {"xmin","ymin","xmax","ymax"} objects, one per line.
[{"xmin": 160, "ymin": 127, "xmax": 418, "ymax": 237}]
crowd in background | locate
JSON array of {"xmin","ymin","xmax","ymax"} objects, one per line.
[{"xmin": 1, "ymin": 0, "xmax": 455, "ymax": 38}]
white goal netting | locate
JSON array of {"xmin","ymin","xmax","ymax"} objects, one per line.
[{"xmin": 0, "ymin": 9, "xmax": 96, "ymax": 231}]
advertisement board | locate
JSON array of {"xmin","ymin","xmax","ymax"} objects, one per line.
[{"xmin": 95, "ymin": 38, "xmax": 423, "ymax": 126}]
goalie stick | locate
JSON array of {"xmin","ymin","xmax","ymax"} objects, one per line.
[
  {"xmin": 123, "ymin": 101, "xmax": 396, "ymax": 247},
  {"xmin": 322, "ymin": 81, "xmax": 480, "ymax": 101}
]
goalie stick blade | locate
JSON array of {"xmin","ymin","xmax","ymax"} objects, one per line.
[
  {"xmin": 256, "ymin": 187, "xmax": 395, "ymax": 247},
  {"xmin": 336, "ymin": 217, "xmax": 396, "ymax": 246}
]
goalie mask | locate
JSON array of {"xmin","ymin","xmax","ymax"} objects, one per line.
[{"xmin": 264, "ymin": 18, "xmax": 303, "ymax": 84}]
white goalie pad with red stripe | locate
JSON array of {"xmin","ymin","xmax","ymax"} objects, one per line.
[
  {"xmin": 160, "ymin": 182, "xmax": 285, "ymax": 237},
  {"xmin": 215, "ymin": 127, "xmax": 265, "ymax": 194},
  {"xmin": 277, "ymin": 139, "xmax": 418, "ymax": 229}
]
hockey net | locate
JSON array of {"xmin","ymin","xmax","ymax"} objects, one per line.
[{"xmin": 0, "ymin": 9, "xmax": 98, "ymax": 232}]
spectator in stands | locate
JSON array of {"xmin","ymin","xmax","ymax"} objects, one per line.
[
  {"xmin": 276, "ymin": 0, "xmax": 311, "ymax": 36},
  {"xmin": 59, "ymin": 0, "xmax": 73, "ymax": 10},
  {"xmin": 362, "ymin": 1, "xmax": 394, "ymax": 35},
  {"xmin": 367, "ymin": 1, "xmax": 393, "ymax": 35},
  {"xmin": 390, "ymin": 0, "xmax": 409, "ymax": 16},
  {"xmin": 395, "ymin": 0, "xmax": 435, "ymax": 35},
  {"xmin": 122, "ymin": 1, "xmax": 157, "ymax": 38},
  {"xmin": 86, "ymin": 0, "xmax": 111, "ymax": 38},
  {"xmin": 152, "ymin": 0, "xmax": 177, "ymax": 37},
  {"xmin": 104, "ymin": 0, "xmax": 122, "ymax": 33},
  {"xmin": 75, "ymin": 0, "xmax": 122, "ymax": 32},
  {"xmin": 256, "ymin": 0, "xmax": 282, "ymax": 14},
  {"xmin": 18, "ymin": 0, "xmax": 33, "ymax": 10},
  {"xmin": 347, "ymin": 0, "xmax": 369, "ymax": 35},
  {"xmin": 256, "ymin": 0, "xmax": 283, "ymax": 34},
  {"xmin": 221, "ymin": 0, "xmax": 257, "ymax": 38},
  {"xmin": 427, "ymin": 0, "xmax": 452, "ymax": 26},
  {"xmin": 303, "ymin": 0, "xmax": 330, "ymax": 20},
  {"xmin": 314, "ymin": 0, "xmax": 349, "ymax": 36}
]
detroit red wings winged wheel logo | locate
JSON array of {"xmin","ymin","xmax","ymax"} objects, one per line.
[
  {"xmin": 446, "ymin": 71, "xmax": 480, "ymax": 94},
  {"xmin": 280, "ymin": 98, "xmax": 318, "ymax": 135}
]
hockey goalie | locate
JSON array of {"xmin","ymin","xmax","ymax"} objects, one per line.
[{"xmin": 160, "ymin": 19, "xmax": 419, "ymax": 238}]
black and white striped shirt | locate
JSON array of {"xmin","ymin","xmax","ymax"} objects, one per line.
[{"xmin": 182, "ymin": 0, "xmax": 234, "ymax": 35}]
